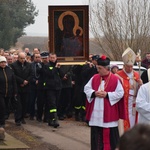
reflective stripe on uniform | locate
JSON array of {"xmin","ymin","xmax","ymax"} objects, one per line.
[
  {"xmin": 50, "ymin": 109, "xmax": 57, "ymax": 113},
  {"xmin": 81, "ymin": 106, "xmax": 85, "ymax": 110},
  {"xmin": 74, "ymin": 106, "xmax": 81, "ymax": 110}
]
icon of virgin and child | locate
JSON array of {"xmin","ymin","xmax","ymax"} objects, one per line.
[{"xmin": 54, "ymin": 11, "xmax": 83, "ymax": 57}]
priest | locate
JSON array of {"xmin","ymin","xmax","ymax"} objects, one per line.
[
  {"xmin": 84, "ymin": 55, "xmax": 126, "ymax": 150},
  {"xmin": 116, "ymin": 47, "xmax": 143, "ymax": 134}
]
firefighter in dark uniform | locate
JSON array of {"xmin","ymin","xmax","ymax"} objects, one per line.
[
  {"xmin": 73, "ymin": 55, "xmax": 99, "ymax": 121},
  {"xmin": 80, "ymin": 55, "xmax": 99, "ymax": 122},
  {"xmin": 43, "ymin": 53, "xmax": 63, "ymax": 128},
  {"xmin": 58, "ymin": 65, "xmax": 74, "ymax": 120},
  {"xmin": 72, "ymin": 64, "xmax": 84, "ymax": 121}
]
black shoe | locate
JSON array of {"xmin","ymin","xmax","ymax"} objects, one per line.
[
  {"xmin": 16, "ymin": 121, "xmax": 21, "ymax": 126},
  {"xmin": 29, "ymin": 116, "xmax": 34, "ymax": 120},
  {"xmin": 58, "ymin": 116, "xmax": 65, "ymax": 120},
  {"xmin": 53, "ymin": 120, "xmax": 59, "ymax": 128},
  {"xmin": 81, "ymin": 116, "xmax": 86, "ymax": 122},
  {"xmin": 37, "ymin": 118, "xmax": 42, "ymax": 122},
  {"xmin": 24, "ymin": 114, "xmax": 30, "ymax": 118},
  {"xmin": 75, "ymin": 115, "xmax": 81, "ymax": 121},
  {"xmin": 21, "ymin": 119, "xmax": 26, "ymax": 124},
  {"xmin": 85, "ymin": 120, "xmax": 89, "ymax": 127},
  {"xmin": 66, "ymin": 112, "xmax": 73, "ymax": 118},
  {"xmin": 43, "ymin": 118, "xmax": 48, "ymax": 123},
  {"xmin": 48, "ymin": 119, "xmax": 59, "ymax": 128}
]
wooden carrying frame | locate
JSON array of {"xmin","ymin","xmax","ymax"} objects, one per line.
[{"xmin": 48, "ymin": 5, "xmax": 89, "ymax": 64}]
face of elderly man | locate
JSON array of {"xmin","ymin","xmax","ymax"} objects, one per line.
[
  {"xmin": 96, "ymin": 65, "xmax": 110, "ymax": 76},
  {"xmin": 124, "ymin": 64, "xmax": 133, "ymax": 73},
  {"xmin": 18, "ymin": 52, "xmax": 26, "ymax": 64}
]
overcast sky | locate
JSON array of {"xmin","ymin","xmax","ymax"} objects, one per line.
[{"xmin": 24, "ymin": 0, "xmax": 89, "ymax": 36}]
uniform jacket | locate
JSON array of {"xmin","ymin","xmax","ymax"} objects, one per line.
[
  {"xmin": 72, "ymin": 65, "xmax": 83, "ymax": 85},
  {"xmin": 43, "ymin": 61, "xmax": 63, "ymax": 90},
  {"xmin": 60, "ymin": 65, "xmax": 73, "ymax": 88},
  {"xmin": 81, "ymin": 63, "xmax": 98, "ymax": 92}
]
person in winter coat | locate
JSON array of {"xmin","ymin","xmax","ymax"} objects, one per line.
[
  {"xmin": 0, "ymin": 56, "xmax": 20, "ymax": 127},
  {"xmin": 11, "ymin": 52, "xmax": 32, "ymax": 125}
]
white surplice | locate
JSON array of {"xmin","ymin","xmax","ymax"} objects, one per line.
[
  {"xmin": 136, "ymin": 82, "xmax": 150, "ymax": 124},
  {"xmin": 84, "ymin": 77, "xmax": 124, "ymax": 128}
]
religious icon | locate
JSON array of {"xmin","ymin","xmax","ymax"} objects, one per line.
[
  {"xmin": 48, "ymin": 6, "xmax": 89, "ymax": 63},
  {"xmin": 56, "ymin": 11, "xmax": 83, "ymax": 57}
]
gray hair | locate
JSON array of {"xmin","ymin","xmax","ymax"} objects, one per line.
[{"xmin": 104, "ymin": 65, "xmax": 110, "ymax": 71}]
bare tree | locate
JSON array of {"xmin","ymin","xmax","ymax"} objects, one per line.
[{"xmin": 89, "ymin": 0, "xmax": 150, "ymax": 60}]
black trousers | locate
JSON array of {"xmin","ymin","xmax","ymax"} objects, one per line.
[
  {"xmin": 57, "ymin": 87, "xmax": 72, "ymax": 117},
  {"xmin": 29, "ymin": 86, "xmax": 37, "ymax": 117},
  {"xmin": 12, "ymin": 95, "xmax": 22, "ymax": 123},
  {"xmin": 17, "ymin": 92, "xmax": 28, "ymax": 120},
  {"xmin": 73, "ymin": 84, "xmax": 83, "ymax": 107},
  {"xmin": 45, "ymin": 89, "xmax": 61, "ymax": 116},
  {"xmin": 0, "ymin": 95, "xmax": 22, "ymax": 125},
  {"xmin": 0, "ymin": 95, "xmax": 6, "ymax": 126},
  {"xmin": 91, "ymin": 126, "xmax": 119, "ymax": 150},
  {"xmin": 37, "ymin": 89, "xmax": 49, "ymax": 120}
]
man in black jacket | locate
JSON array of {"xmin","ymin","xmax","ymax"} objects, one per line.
[
  {"xmin": 43, "ymin": 53, "xmax": 63, "ymax": 128},
  {"xmin": 11, "ymin": 52, "xmax": 32, "ymax": 124}
]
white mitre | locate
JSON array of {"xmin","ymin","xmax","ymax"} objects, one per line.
[{"xmin": 122, "ymin": 47, "xmax": 136, "ymax": 65}]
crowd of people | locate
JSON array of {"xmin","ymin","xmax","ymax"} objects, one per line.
[
  {"xmin": 0, "ymin": 47, "xmax": 150, "ymax": 149},
  {"xmin": 0, "ymin": 47, "xmax": 100, "ymax": 129}
]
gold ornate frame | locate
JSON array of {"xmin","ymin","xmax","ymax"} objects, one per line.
[{"xmin": 48, "ymin": 6, "xmax": 89, "ymax": 64}]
